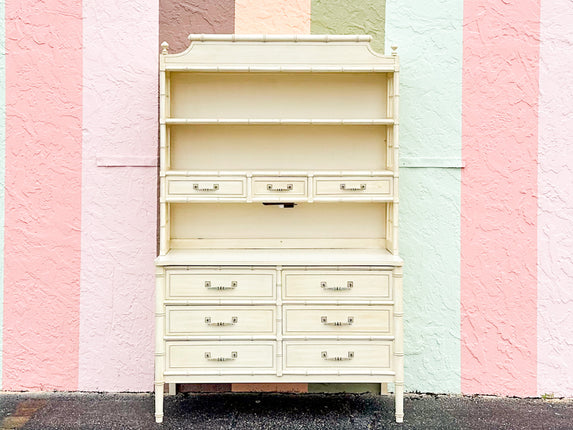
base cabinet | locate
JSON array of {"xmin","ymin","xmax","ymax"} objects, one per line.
[{"xmin": 156, "ymin": 35, "xmax": 403, "ymax": 423}]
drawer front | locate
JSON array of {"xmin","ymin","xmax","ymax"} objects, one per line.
[
  {"xmin": 284, "ymin": 341, "xmax": 392, "ymax": 370},
  {"xmin": 166, "ymin": 341, "xmax": 275, "ymax": 370},
  {"xmin": 166, "ymin": 306, "xmax": 276, "ymax": 336},
  {"xmin": 167, "ymin": 177, "xmax": 245, "ymax": 197},
  {"xmin": 283, "ymin": 305, "xmax": 392, "ymax": 336},
  {"xmin": 252, "ymin": 177, "xmax": 307, "ymax": 197},
  {"xmin": 166, "ymin": 269, "xmax": 276, "ymax": 300},
  {"xmin": 282, "ymin": 270, "xmax": 392, "ymax": 300},
  {"xmin": 314, "ymin": 177, "xmax": 393, "ymax": 198}
]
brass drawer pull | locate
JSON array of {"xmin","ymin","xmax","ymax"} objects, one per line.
[
  {"xmin": 204, "ymin": 316, "xmax": 238, "ymax": 326},
  {"xmin": 321, "ymin": 351, "xmax": 354, "ymax": 361},
  {"xmin": 267, "ymin": 183, "xmax": 293, "ymax": 192},
  {"xmin": 204, "ymin": 351, "xmax": 238, "ymax": 361},
  {"xmin": 340, "ymin": 183, "xmax": 366, "ymax": 191},
  {"xmin": 204, "ymin": 281, "xmax": 238, "ymax": 290},
  {"xmin": 321, "ymin": 316, "xmax": 354, "ymax": 326},
  {"xmin": 193, "ymin": 183, "xmax": 220, "ymax": 192},
  {"xmin": 321, "ymin": 281, "xmax": 353, "ymax": 291}
]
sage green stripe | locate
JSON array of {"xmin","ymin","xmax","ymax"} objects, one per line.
[
  {"xmin": 0, "ymin": 0, "xmax": 5, "ymax": 390},
  {"xmin": 386, "ymin": 1, "xmax": 462, "ymax": 392},
  {"xmin": 311, "ymin": 0, "xmax": 386, "ymax": 53}
]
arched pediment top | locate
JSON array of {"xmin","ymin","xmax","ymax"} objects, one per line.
[{"xmin": 161, "ymin": 34, "xmax": 398, "ymax": 72}]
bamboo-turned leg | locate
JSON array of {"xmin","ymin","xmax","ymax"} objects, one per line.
[
  {"xmin": 155, "ymin": 382, "xmax": 164, "ymax": 423},
  {"xmin": 395, "ymin": 382, "xmax": 404, "ymax": 423}
]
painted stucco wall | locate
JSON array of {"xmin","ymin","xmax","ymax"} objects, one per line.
[{"xmin": 0, "ymin": 0, "xmax": 572, "ymax": 397}]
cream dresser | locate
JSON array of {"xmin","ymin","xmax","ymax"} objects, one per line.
[{"xmin": 155, "ymin": 34, "xmax": 403, "ymax": 423}]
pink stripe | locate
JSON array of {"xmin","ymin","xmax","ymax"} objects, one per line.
[
  {"xmin": 3, "ymin": 0, "xmax": 82, "ymax": 389},
  {"xmin": 235, "ymin": 0, "xmax": 310, "ymax": 34},
  {"xmin": 461, "ymin": 1, "xmax": 539, "ymax": 395},
  {"xmin": 537, "ymin": 0, "xmax": 573, "ymax": 396},
  {"xmin": 79, "ymin": 0, "xmax": 157, "ymax": 391}
]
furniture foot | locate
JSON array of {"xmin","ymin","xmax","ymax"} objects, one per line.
[
  {"xmin": 155, "ymin": 382, "xmax": 164, "ymax": 423},
  {"xmin": 395, "ymin": 382, "xmax": 404, "ymax": 423}
]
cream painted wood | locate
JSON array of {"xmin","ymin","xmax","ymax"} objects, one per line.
[
  {"xmin": 157, "ymin": 36, "xmax": 402, "ymax": 424},
  {"xmin": 252, "ymin": 177, "xmax": 307, "ymax": 198},
  {"xmin": 283, "ymin": 306, "xmax": 393, "ymax": 336},
  {"xmin": 166, "ymin": 177, "xmax": 245, "ymax": 198},
  {"xmin": 283, "ymin": 341, "xmax": 393, "ymax": 370},
  {"xmin": 314, "ymin": 177, "xmax": 393, "ymax": 198},
  {"xmin": 165, "ymin": 269, "xmax": 276, "ymax": 300},
  {"xmin": 282, "ymin": 270, "xmax": 392, "ymax": 300},
  {"xmin": 166, "ymin": 341, "xmax": 276, "ymax": 370},
  {"xmin": 166, "ymin": 306, "xmax": 276, "ymax": 336}
]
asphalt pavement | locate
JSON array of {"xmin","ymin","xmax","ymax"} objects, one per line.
[{"xmin": 0, "ymin": 391, "xmax": 571, "ymax": 429}]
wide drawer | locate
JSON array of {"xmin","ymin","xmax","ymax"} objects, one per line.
[
  {"xmin": 314, "ymin": 177, "xmax": 393, "ymax": 198},
  {"xmin": 284, "ymin": 341, "xmax": 392, "ymax": 370},
  {"xmin": 166, "ymin": 176, "xmax": 246, "ymax": 198},
  {"xmin": 282, "ymin": 270, "xmax": 392, "ymax": 300},
  {"xmin": 166, "ymin": 306, "xmax": 276, "ymax": 336},
  {"xmin": 252, "ymin": 177, "xmax": 307, "ymax": 198},
  {"xmin": 283, "ymin": 305, "xmax": 392, "ymax": 336},
  {"xmin": 166, "ymin": 341, "xmax": 276, "ymax": 370},
  {"xmin": 166, "ymin": 269, "xmax": 276, "ymax": 300}
]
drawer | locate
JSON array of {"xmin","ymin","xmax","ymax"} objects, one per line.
[
  {"xmin": 284, "ymin": 341, "xmax": 392, "ymax": 370},
  {"xmin": 166, "ymin": 176, "xmax": 246, "ymax": 198},
  {"xmin": 282, "ymin": 270, "xmax": 392, "ymax": 300},
  {"xmin": 166, "ymin": 341, "xmax": 275, "ymax": 370},
  {"xmin": 166, "ymin": 269, "xmax": 276, "ymax": 300},
  {"xmin": 314, "ymin": 177, "xmax": 393, "ymax": 198},
  {"xmin": 166, "ymin": 306, "xmax": 276, "ymax": 336},
  {"xmin": 283, "ymin": 305, "xmax": 392, "ymax": 336},
  {"xmin": 252, "ymin": 177, "xmax": 307, "ymax": 198}
]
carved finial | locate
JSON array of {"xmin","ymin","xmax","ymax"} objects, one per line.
[
  {"xmin": 161, "ymin": 41, "xmax": 169, "ymax": 55},
  {"xmin": 391, "ymin": 45, "xmax": 398, "ymax": 56}
]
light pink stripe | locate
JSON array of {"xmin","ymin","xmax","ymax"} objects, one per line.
[
  {"xmin": 79, "ymin": 0, "xmax": 158, "ymax": 391},
  {"xmin": 3, "ymin": 0, "xmax": 82, "ymax": 390},
  {"xmin": 235, "ymin": 0, "xmax": 310, "ymax": 34},
  {"xmin": 537, "ymin": 0, "xmax": 573, "ymax": 396},
  {"xmin": 461, "ymin": 0, "xmax": 539, "ymax": 395}
]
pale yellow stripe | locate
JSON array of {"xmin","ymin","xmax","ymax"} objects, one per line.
[{"xmin": 235, "ymin": 0, "xmax": 310, "ymax": 34}]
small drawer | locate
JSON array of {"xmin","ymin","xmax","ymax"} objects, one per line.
[
  {"xmin": 252, "ymin": 177, "xmax": 307, "ymax": 198},
  {"xmin": 284, "ymin": 341, "xmax": 392, "ymax": 370},
  {"xmin": 166, "ymin": 269, "xmax": 276, "ymax": 300},
  {"xmin": 166, "ymin": 341, "xmax": 275, "ymax": 370},
  {"xmin": 283, "ymin": 305, "xmax": 392, "ymax": 336},
  {"xmin": 282, "ymin": 270, "xmax": 392, "ymax": 301},
  {"xmin": 166, "ymin": 306, "xmax": 276, "ymax": 336},
  {"xmin": 314, "ymin": 177, "xmax": 393, "ymax": 198},
  {"xmin": 167, "ymin": 177, "xmax": 246, "ymax": 198}
]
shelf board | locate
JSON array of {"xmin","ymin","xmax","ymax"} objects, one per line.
[
  {"xmin": 164, "ymin": 170, "xmax": 394, "ymax": 177},
  {"xmin": 165, "ymin": 65, "xmax": 395, "ymax": 73},
  {"xmin": 155, "ymin": 248, "xmax": 403, "ymax": 267},
  {"xmin": 164, "ymin": 118, "xmax": 394, "ymax": 126}
]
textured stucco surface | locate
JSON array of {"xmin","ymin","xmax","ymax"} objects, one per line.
[
  {"xmin": 2, "ymin": 0, "xmax": 82, "ymax": 390},
  {"xmin": 385, "ymin": 0, "xmax": 462, "ymax": 393},
  {"xmin": 236, "ymin": 0, "xmax": 310, "ymax": 34},
  {"xmin": 537, "ymin": 0, "xmax": 573, "ymax": 397},
  {"xmin": 0, "ymin": 0, "xmax": 5, "ymax": 390},
  {"xmin": 311, "ymin": 0, "xmax": 385, "ymax": 53},
  {"xmin": 461, "ymin": 0, "xmax": 539, "ymax": 396},
  {"xmin": 79, "ymin": 0, "xmax": 158, "ymax": 391},
  {"xmin": 159, "ymin": 0, "xmax": 234, "ymax": 54}
]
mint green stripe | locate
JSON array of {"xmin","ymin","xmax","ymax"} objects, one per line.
[
  {"xmin": 386, "ymin": 2, "xmax": 462, "ymax": 392},
  {"xmin": 311, "ymin": 0, "xmax": 386, "ymax": 53},
  {"xmin": 0, "ymin": 0, "xmax": 5, "ymax": 390}
]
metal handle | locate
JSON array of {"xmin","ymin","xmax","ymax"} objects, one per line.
[
  {"xmin": 267, "ymin": 183, "xmax": 293, "ymax": 192},
  {"xmin": 204, "ymin": 351, "xmax": 238, "ymax": 361},
  {"xmin": 321, "ymin": 281, "xmax": 353, "ymax": 291},
  {"xmin": 340, "ymin": 183, "xmax": 366, "ymax": 191},
  {"xmin": 205, "ymin": 316, "xmax": 238, "ymax": 326},
  {"xmin": 204, "ymin": 281, "xmax": 237, "ymax": 290},
  {"xmin": 193, "ymin": 183, "xmax": 220, "ymax": 192},
  {"xmin": 321, "ymin": 351, "xmax": 354, "ymax": 361},
  {"xmin": 321, "ymin": 316, "xmax": 354, "ymax": 326}
]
